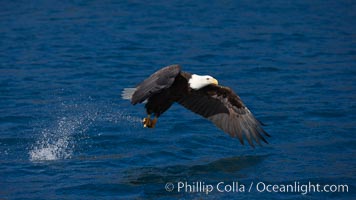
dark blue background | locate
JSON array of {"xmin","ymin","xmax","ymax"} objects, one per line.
[{"xmin": 0, "ymin": 0, "xmax": 355, "ymax": 199}]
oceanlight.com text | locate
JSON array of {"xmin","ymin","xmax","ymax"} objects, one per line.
[{"xmin": 165, "ymin": 181, "xmax": 348, "ymax": 195}]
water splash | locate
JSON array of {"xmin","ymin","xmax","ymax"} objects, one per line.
[
  {"xmin": 29, "ymin": 116, "xmax": 86, "ymax": 161},
  {"xmin": 29, "ymin": 100, "xmax": 141, "ymax": 162},
  {"xmin": 29, "ymin": 100, "xmax": 99, "ymax": 162},
  {"xmin": 103, "ymin": 111, "xmax": 142, "ymax": 127}
]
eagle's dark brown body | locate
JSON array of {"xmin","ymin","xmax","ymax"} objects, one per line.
[{"xmin": 144, "ymin": 72, "xmax": 191, "ymax": 117}]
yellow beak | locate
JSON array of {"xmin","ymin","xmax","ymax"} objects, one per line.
[{"xmin": 212, "ymin": 78, "xmax": 219, "ymax": 85}]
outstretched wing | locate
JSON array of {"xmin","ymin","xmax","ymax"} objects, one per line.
[
  {"xmin": 131, "ymin": 65, "xmax": 181, "ymax": 105},
  {"xmin": 178, "ymin": 85, "xmax": 270, "ymax": 147}
]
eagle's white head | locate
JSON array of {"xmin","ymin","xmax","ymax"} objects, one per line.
[{"xmin": 188, "ymin": 74, "xmax": 219, "ymax": 90}]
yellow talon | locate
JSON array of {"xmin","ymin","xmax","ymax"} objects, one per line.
[{"xmin": 142, "ymin": 115, "xmax": 157, "ymax": 128}]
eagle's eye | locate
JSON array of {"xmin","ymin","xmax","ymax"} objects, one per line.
[{"xmin": 206, "ymin": 78, "xmax": 210, "ymax": 80}]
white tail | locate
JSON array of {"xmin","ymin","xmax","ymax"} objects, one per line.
[{"xmin": 121, "ymin": 88, "xmax": 136, "ymax": 100}]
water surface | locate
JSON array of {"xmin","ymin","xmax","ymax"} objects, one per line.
[{"xmin": 0, "ymin": 0, "xmax": 355, "ymax": 199}]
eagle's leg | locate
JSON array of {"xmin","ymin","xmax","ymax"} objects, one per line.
[
  {"xmin": 150, "ymin": 117, "xmax": 157, "ymax": 128},
  {"xmin": 142, "ymin": 115, "xmax": 157, "ymax": 128}
]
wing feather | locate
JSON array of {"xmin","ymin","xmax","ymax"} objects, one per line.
[
  {"xmin": 178, "ymin": 85, "xmax": 269, "ymax": 146},
  {"xmin": 131, "ymin": 65, "xmax": 181, "ymax": 104}
]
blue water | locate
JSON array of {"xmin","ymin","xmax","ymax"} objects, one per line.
[{"xmin": 1, "ymin": 1, "xmax": 355, "ymax": 199}]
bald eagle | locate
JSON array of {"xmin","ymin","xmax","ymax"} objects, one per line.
[{"xmin": 122, "ymin": 65, "xmax": 270, "ymax": 147}]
